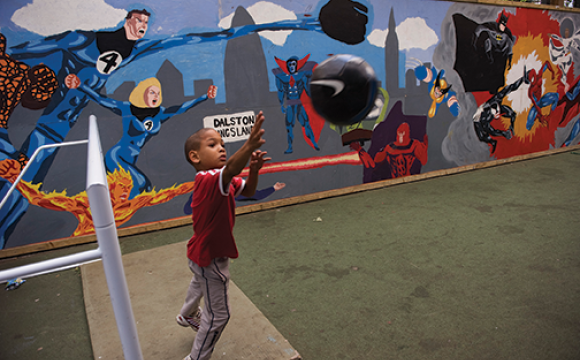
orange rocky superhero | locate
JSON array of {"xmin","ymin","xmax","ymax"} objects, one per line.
[{"xmin": 0, "ymin": 33, "xmax": 57, "ymax": 167}]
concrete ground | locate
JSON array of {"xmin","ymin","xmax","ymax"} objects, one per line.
[
  {"xmin": 1, "ymin": 149, "xmax": 579, "ymax": 360},
  {"xmin": 82, "ymin": 241, "xmax": 299, "ymax": 360}
]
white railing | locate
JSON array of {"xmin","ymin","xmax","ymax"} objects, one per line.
[
  {"xmin": 0, "ymin": 139, "xmax": 88, "ymax": 211},
  {"xmin": 0, "ymin": 115, "xmax": 144, "ymax": 360}
]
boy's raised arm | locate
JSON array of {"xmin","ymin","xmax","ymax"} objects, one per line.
[
  {"xmin": 222, "ymin": 111, "xmax": 266, "ymax": 187},
  {"xmin": 240, "ymin": 150, "xmax": 271, "ymax": 198}
]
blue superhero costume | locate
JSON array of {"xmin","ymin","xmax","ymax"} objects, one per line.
[
  {"xmin": 525, "ymin": 62, "xmax": 559, "ymax": 131},
  {"xmin": 413, "ymin": 65, "xmax": 460, "ymax": 118},
  {"xmin": 1, "ymin": 0, "xmax": 371, "ymax": 247},
  {"xmin": 563, "ymin": 118, "xmax": 580, "ymax": 146},
  {"xmin": 1, "ymin": 19, "xmax": 322, "ymax": 248},
  {"xmin": 8, "ymin": 20, "xmax": 324, "ymax": 184},
  {"xmin": 273, "ymin": 55, "xmax": 319, "ymax": 153},
  {"xmin": 73, "ymin": 79, "xmax": 208, "ymax": 199}
]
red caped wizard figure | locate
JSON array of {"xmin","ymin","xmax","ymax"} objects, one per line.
[{"xmin": 273, "ymin": 55, "xmax": 320, "ymax": 154}]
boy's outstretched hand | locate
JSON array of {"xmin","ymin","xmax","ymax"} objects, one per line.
[
  {"xmin": 249, "ymin": 150, "xmax": 271, "ymax": 172},
  {"xmin": 247, "ymin": 111, "xmax": 266, "ymax": 151},
  {"xmin": 223, "ymin": 110, "xmax": 268, "ymax": 187}
]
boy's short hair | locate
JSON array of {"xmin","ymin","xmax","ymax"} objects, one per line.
[{"xmin": 184, "ymin": 128, "xmax": 213, "ymax": 167}]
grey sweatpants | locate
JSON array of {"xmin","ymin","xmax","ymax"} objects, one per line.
[{"xmin": 182, "ymin": 257, "xmax": 231, "ymax": 360}]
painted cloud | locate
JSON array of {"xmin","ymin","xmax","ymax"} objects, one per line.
[
  {"xmin": 11, "ymin": 0, "xmax": 127, "ymax": 36},
  {"xmin": 219, "ymin": 1, "xmax": 296, "ymax": 46},
  {"xmin": 368, "ymin": 17, "xmax": 438, "ymax": 50}
]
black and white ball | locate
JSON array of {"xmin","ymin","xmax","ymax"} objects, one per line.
[{"xmin": 310, "ymin": 54, "xmax": 378, "ymax": 126}]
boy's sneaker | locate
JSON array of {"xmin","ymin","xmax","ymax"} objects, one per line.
[
  {"xmin": 176, "ymin": 307, "xmax": 202, "ymax": 331},
  {"xmin": 183, "ymin": 356, "xmax": 192, "ymax": 360}
]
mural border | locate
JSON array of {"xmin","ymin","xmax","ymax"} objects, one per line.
[{"xmin": 452, "ymin": 0, "xmax": 580, "ymax": 12}]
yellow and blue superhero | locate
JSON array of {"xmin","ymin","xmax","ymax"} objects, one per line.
[
  {"xmin": 414, "ymin": 64, "xmax": 460, "ymax": 118},
  {"xmin": 66, "ymin": 74, "xmax": 216, "ymax": 199}
]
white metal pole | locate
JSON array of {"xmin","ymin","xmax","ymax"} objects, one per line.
[
  {"xmin": 0, "ymin": 249, "xmax": 102, "ymax": 283},
  {"xmin": 0, "ymin": 139, "xmax": 91, "ymax": 282},
  {"xmin": 86, "ymin": 115, "xmax": 144, "ymax": 360}
]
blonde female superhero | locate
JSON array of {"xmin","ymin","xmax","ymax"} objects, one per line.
[{"xmin": 66, "ymin": 74, "xmax": 216, "ymax": 199}]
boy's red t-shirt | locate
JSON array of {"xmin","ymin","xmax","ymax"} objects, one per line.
[{"xmin": 187, "ymin": 167, "xmax": 245, "ymax": 267}]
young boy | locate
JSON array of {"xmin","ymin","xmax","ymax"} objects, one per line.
[{"xmin": 178, "ymin": 111, "xmax": 270, "ymax": 360}]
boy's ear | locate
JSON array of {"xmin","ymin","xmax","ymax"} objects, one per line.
[{"xmin": 188, "ymin": 150, "xmax": 200, "ymax": 164}]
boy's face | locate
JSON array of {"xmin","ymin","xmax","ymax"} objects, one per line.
[{"xmin": 190, "ymin": 129, "xmax": 227, "ymax": 170}]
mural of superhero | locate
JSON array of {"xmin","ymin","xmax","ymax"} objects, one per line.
[
  {"xmin": 8, "ymin": 4, "xmax": 368, "ymax": 185},
  {"xmin": 0, "ymin": 163, "xmax": 194, "ymax": 236},
  {"xmin": 453, "ymin": 11, "xmax": 516, "ymax": 94},
  {"xmin": 350, "ymin": 122, "xmax": 428, "ymax": 179},
  {"xmin": 0, "ymin": 33, "xmax": 58, "ymax": 248},
  {"xmin": 412, "ymin": 61, "xmax": 460, "ymax": 118},
  {"xmin": 348, "ymin": 101, "xmax": 428, "ymax": 183},
  {"xmin": 65, "ymin": 74, "xmax": 217, "ymax": 199},
  {"xmin": 0, "ymin": 0, "xmax": 373, "ymax": 248},
  {"xmin": 562, "ymin": 117, "xmax": 580, "ymax": 146},
  {"xmin": 474, "ymin": 12, "xmax": 515, "ymax": 69},
  {"xmin": 472, "ymin": 69, "xmax": 527, "ymax": 153},
  {"xmin": 373, "ymin": 122, "xmax": 428, "ymax": 178},
  {"xmin": 526, "ymin": 62, "xmax": 558, "ymax": 131},
  {"xmin": 272, "ymin": 55, "xmax": 320, "ymax": 154},
  {"xmin": 549, "ymin": 18, "xmax": 580, "ymax": 89},
  {"xmin": 2, "ymin": 0, "xmax": 579, "ymax": 251},
  {"xmin": 556, "ymin": 71, "xmax": 580, "ymax": 127},
  {"xmin": 9, "ymin": 9, "xmax": 155, "ymax": 185},
  {"xmin": 0, "ymin": 34, "xmax": 58, "ymax": 165}
]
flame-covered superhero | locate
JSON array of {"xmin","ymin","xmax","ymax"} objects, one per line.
[{"xmin": 0, "ymin": 161, "xmax": 193, "ymax": 236}]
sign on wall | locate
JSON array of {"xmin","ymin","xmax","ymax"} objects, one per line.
[{"xmin": 204, "ymin": 111, "xmax": 256, "ymax": 143}]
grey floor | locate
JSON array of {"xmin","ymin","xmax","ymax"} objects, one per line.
[{"xmin": 1, "ymin": 149, "xmax": 579, "ymax": 360}]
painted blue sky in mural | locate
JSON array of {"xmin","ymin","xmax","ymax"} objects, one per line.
[{"xmin": 0, "ymin": 0, "xmax": 450, "ymax": 102}]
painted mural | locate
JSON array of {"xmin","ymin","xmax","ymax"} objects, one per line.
[{"xmin": 0, "ymin": 0, "xmax": 579, "ymax": 250}]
